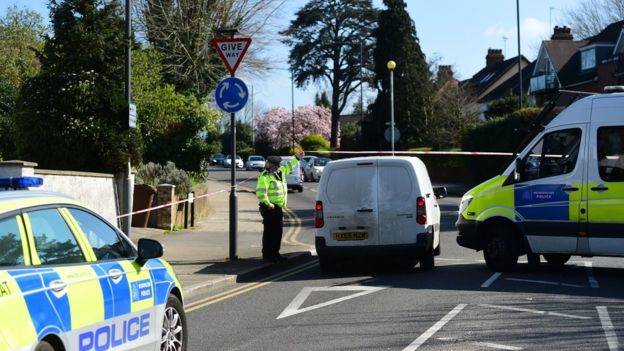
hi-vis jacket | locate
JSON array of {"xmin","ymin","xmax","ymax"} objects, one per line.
[{"xmin": 256, "ymin": 156, "xmax": 299, "ymax": 208}]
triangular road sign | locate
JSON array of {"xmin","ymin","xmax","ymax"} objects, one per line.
[
  {"xmin": 211, "ymin": 37, "xmax": 252, "ymax": 75},
  {"xmin": 277, "ymin": 285, "xmax": 386, "ymax": 319}
]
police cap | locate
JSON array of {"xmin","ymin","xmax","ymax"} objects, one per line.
[{"xmin": 267, "ymin": 156, "xmax": 282, "ymax": 165}]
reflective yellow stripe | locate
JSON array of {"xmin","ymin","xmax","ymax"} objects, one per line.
[
  {"xmin": 120, "ymin": 260, "xmax": 155, "ymax": 312},
  {"xmin": 21, "ymin": 213, "xmax": 40, "ymax": 266},
  {"xmin": 55, "ymin": 266, "xmax": 104, "ymax": 329},
  {"xmin": 59, "ymin": 208, "xmax": 97, "ymax": 262},
  {"xmin": 0, "ymin": 271, "xmax": 37, "ymax": 349},
  {"xmin": 15, "ymin": 215, "xmax": 30, "ymax": 266}
]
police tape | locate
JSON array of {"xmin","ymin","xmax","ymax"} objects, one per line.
[
  {"xmin": 116, "ymin": 176, "xmax": 256, "ymax": 219},
  {"xmin": 305, "ymin": 150, "xmax": 515, "ymax": 156}
]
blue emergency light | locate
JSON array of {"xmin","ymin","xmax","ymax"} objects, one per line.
[{"xmin": 0, "ymin": 177, "xmax": 44, "ymax": 190}]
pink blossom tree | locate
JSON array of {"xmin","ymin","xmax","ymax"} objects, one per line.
[{"xmin": 255, "ymin": 105, "xmax": 332, "ymax": 149}]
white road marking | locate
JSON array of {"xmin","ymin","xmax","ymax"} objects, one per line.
[
  {"xmin": 479, "ymin": 304, "xmax": 591, "ymax": 320},
  {"xmin": 436, "ymin": 338, "xmax": 523, "ymax": 350},
  {"xmin": 402, "ymin": 304, "xmax": 467, "ymax": 351},
  {"xmin": 585, "ymin": 261, "xmax": 600, "ymax": 288},
  {"xmin": 481, "ymin": 272, "xmax": 502, "ymax": 288},
  {"xmin": 505, "ymin": 278, "xmax": 584, "ymax": 288},
  {"xmin": 277, "ymin": 285, "xmax": 386, "ymax": 319},
  {"xmin": 473, "ymin": 342, "xmax": 523, "ymax": 350},
  {"xmin": 597, "ymin": 306, "xmax": 620, "ymax": 351}
]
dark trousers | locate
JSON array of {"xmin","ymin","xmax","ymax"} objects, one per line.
[{"xmin": 260, "ymin": 205, "xmax": 283, "ymax": 259}]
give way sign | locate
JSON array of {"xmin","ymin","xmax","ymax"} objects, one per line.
[{"xmin": 211, "ymin": 37, "xmax": 252, "ymax": 75}]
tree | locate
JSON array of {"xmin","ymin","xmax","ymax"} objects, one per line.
[
  {"xmin": 133, "ymin": 49, "xmax": 221, "ymax": 172},
  {"xmin": 281, "ymin": 0, "xmax": 377, "ymax": 148},
  {"xmin": 300, "ymin": 134, "xmax": 330, "ymax": 152},
  {"xmin": 221, "ymin": 121, "xmax": 254, "ymax": 157},
  {"xmin": 564, "ymin": 0, "xmax": 624, "ymax": 38},
  {"xmin": 255, "ymin": 105, "xmax": 331, "ymax": 150},
  {"xmin": 314, "ymin": 91, "xmax": 330, "ymax": 108},
  {"xmin": 0, "ymin": 6, "xmax": 45, "ymax": 159},
  {"xmin": 365, "ymin": 0, "xmax": 431, "ymax": 149},
  {"xmin": 428, "ymin": 80, "xmax": 479, "ymax": 149},
  {"xmin": 14, "ymin": 0, "xmax": 140, "ymax": 172},
  {"xmin": 138, "ymin": 0, "xmax": 283, "ymax": 97}
]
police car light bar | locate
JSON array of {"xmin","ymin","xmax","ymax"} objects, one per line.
[{"xmin": 0, "ymin": 177, "xmax": 44, "ymax": 190}]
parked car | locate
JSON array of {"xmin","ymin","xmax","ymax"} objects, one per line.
[
  {"xmin": 281, "ymin": 156, "xmax": 304, "ymax": 193},
  {"xmin": 246, "ymin": 155, "xmax": 266, "ymax": 171},
  {"xmin": 304, "ymin": 157, "xmax": 331, "ymax": 182},
  {"xmin": 457, "ymin": 90, "xmax": 624, "ymax": 272},
  {"xmin": 314, "ymin": 156, "xmax": 445, "ymax": 272},
  {"xmin": 210, "ymin": 153, "xmax": 225, "ymax": 166},
  {"xmin": 224, "ymin": 155, "xmax": 244, "ymax": 168}
]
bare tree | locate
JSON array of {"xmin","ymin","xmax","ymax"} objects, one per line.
[
  {"xmin": 564, "ymin": 0, "xmax": 624, "ymax": 38},
  {"xmin": 135, "ymin": 0, "xmax": 285, "ymax": 97}
]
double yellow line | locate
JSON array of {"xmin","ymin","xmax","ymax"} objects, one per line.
[
  {"xmin": 186, "ymin": 260, "xmax": 318, "ymax": 312},
  {"xmin": 283, "ymin": 208, "xmax": 315, "ymax": 249}
]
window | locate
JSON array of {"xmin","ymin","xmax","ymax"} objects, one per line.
[
  {"xmin": 581, "ymin": 49, "xmax": 596, "ymax": 70},
  {"xmin": 597, "ymin": 127, "xmax": 624, "ymax": 182},
  {"xmin": 69, "ymin": 208, "xmax": 133, "ymax": 261},
  {"xmin": 326, "ymin": 166, "xmax": 376, "ymax": 206},
  {"xmin": 520, "ymin": 129, "xmax": 582, "ymax": 182},
  {"xmin": 379, "ymin": 166, "xmax": 412, "ymax": 203},
  {"xmin": 0, "ymin": 217, "xmax": 25, "ymax": 267},
  {"xmin": 28, "ymin": 209, "xmax": 85, "ymax": 265}
]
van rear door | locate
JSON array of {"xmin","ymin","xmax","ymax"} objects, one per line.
[
  {"xmin": 377, "ymin": 159, "xmax": 418, "ymax": 245},
  {"xmin": 322, "ymin": 160, "xmax": 379, "ymax": 246}
]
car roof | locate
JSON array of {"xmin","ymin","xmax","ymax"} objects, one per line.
[
  {"xmin": 0, "ymin": 190, "xmax": 84, "ymax": 215},
  {"xmin": 548, "ymin": 92, "xmax": 624, "ymax": 128}
]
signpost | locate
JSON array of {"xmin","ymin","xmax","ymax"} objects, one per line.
[
  {"xmin": 129, "ymin": 102, "xmax": 137, "ymax": 129},
  {"xmin": 212, "ymin": 35, "xmax": 252, "ymax": 261}
]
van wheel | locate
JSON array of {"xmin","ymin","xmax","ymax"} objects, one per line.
[
  {"xmin": 483, "ymin": 226, "xmax": 519, "ymax": 272},
  {"xmin": 420, "ymin": 250, "xmax": 435, "ymax": 270},
  {"xmin": 35, "ymin": 341, "xmax": 56, "ymax": 351},
  {"xmin": 162, "ymin": 294, "xmax": 187, "ymax": 351},
  {"xmin": 298, "ymin": 186, "xmax": 304, "ymax": 193},
  {"xmin": 544, "ymin": 254, "xmax": 571, "ymax": 267},
  {"xmin": 434, "ymin": 243, "xmax": 441, "ymax": 256},
  {"xmin": 319, "ymin": 256, "xmax": 337, "ymax": 273}
]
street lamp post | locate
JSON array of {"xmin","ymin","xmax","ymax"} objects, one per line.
[
  {"xmin": 387, "ymin": 60, "xmax": 396, "ymax": 156},
  {"xmin": 291, "ymin": 70, "xmax": 295, "ymax": 150},
  {"xmin": 123, "ymin": 0, "xmax": 133, "ymax": 236},
  {"xmin": 516, "ymin": 0, "xmax": 523, "ymax": 109}
]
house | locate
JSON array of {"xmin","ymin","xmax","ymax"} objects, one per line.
[
  {"xmin": 530, "ymin": 22, "xmax": 624, "ymax": 106},
  {"xmin": 462, "ymin": 49, "xmax": 531, "ymax": 119}
]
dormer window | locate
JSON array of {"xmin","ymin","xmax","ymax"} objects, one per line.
[{"xmin": 581, "ymin": 48, "xmax": 596, "ymax": 70}]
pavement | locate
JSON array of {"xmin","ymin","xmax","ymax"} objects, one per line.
[
  {"xmin": 179, "ymin": 167, "xmax": 624, "ymax": 351},
  {"xmin": 131, "ymin": 168, "xmax": 316, "ymax": 301}
]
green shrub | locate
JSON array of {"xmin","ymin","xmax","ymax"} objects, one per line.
[
  {"xmin": 300, "ymin": 134, "xmax": 330, "ymax": 151},
  {"xmin": 136, "ymin": 161, "xmax": 192, "ymax": 197}
]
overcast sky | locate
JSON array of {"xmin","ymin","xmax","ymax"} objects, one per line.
[{"xmin": 1, "ymin": 0, "xmax": 585, "ymax": 116}]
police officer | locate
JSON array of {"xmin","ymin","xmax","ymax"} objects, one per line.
[{"xmin": 256, "ymin": 151, "xmax": 304, "ymax": 262}]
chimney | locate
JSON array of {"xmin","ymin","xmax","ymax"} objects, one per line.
[
  {"xmin": 486, "ymin": 49, "xmax": 504, "ymax": 67},
  {"xmin": 551, "ymin": 26, "xmax": 573, "ymax": 40},
  {"xmin": 437, "ymin": 65, "xmax": 453, "ymax": 82}
]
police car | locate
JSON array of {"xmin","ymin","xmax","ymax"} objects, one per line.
[
  {"xmin": 0, "ymin": 177, "xmax": 186, "ymax": 351},
  {"xmin": 457, "ymin": 90, "xmax": 624, "ymax": 272}
]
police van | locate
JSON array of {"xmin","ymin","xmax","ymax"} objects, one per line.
[
  {"xmin": 0, "ymin": 177, "xmax": 186, "ymax": 351},
  {"xmin": 457, "ymin": 90, "xmax": 624, "ymax": 272},
  {"xmin": 315, "ymin": 157, "xmax": 446, "ymax": 271}
]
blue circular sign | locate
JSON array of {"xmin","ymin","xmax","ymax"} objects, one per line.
[{"xmin": 215, "ymin": 77, "xmax": 249, "ymax": 113}]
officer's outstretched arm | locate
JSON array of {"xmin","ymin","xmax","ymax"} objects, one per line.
[
  {"xmin": 256, "ymin": 175, "xmax": 270, "ymax": 205},
  {"xmin": 281, "ymin": 156, "xmax": 300, "ymax": 176}
]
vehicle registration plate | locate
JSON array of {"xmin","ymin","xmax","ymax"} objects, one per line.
[{"xmin": 334, "ymin": 231, "xmax": 368, "ymax": 241}]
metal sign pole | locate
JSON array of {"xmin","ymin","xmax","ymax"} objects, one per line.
[
  {"xmin": 390, "ymin": 69, "xmax": 395, "ymax": 156},
  {"xmin": 230, "ymin": 100, "xmax": 238, "ymax": 260}
]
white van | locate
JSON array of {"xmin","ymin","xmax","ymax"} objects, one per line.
[
  {"xmin": 314, "ymin": 157, "xmax": 445, "ymax": 271},
  {"xmin": 457, "ymin": 91, "xmax": 624, "ymax": 271}
]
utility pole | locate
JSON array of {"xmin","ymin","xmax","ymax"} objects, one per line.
[
  {"xmin": 251, "ymin": 85, "xmax": 255, "ymax": 146},
  {"xmin": 123, "ymin": 0, "xmax": 133, "ymax": 236},
  {"xmin": 387, "ymin": 60, "xmax": 396, "ymax": 156},
  {"xmin": 516, "ymin": 0, "xmax": 523, "ymax": 109},
  {"xmin": 291, "ymin": 69, "xmax": 295, "ymax": 150},
  {"xmin": 360, "ymin": 40, "xmax": 364, "ymax": 122}
]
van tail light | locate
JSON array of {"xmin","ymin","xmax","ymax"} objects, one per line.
[
  {"xmin": 315, "ymin": 201, "xmax": 324, "ymax": 228},
  {"xmin": 416, "ymin": 196, "xmax": 427, "ymax": 225}
]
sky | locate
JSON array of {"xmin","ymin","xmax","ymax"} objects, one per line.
[{"xmin": 1, "ymin": 0, "xmax": 585, "ymax": 118}]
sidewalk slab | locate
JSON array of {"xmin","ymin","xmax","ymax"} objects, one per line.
[{"xmin": 130, "ymin": 179, "xmax": 313, "ymax": 299}]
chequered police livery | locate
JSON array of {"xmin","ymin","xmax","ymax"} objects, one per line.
[{"xmin": 0, "ymin": 191, "xmax": 184, "ymax": 351}]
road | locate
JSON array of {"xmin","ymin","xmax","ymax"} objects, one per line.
[{"xmin": 192, "ymin": 166, "xmax": 624, "ymax": 351}]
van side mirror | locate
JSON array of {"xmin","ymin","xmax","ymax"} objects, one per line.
[
  {"xmin": 136, "ymin": 238, "xmax": 163, "ymax": 265},
  {"xmin": 434, "ymin": 187, "xmax": 447, "ymax": 199},
  {"xmin": 514, "ymin": 157, "xmax": 523, "ymax": 182}
]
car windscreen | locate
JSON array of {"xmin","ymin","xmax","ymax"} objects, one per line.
[
  {"xmin": 316, "ymin": 158, "xmax": 330, "ymax": 166},
  {"xmin": 249, "ymin": 156, "xmax": 263, "ymax": 161}
]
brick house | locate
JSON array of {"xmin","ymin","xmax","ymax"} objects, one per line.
[{"xmin": 530, "ymin": 21, "xmax": 624, "ymax": 106}]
